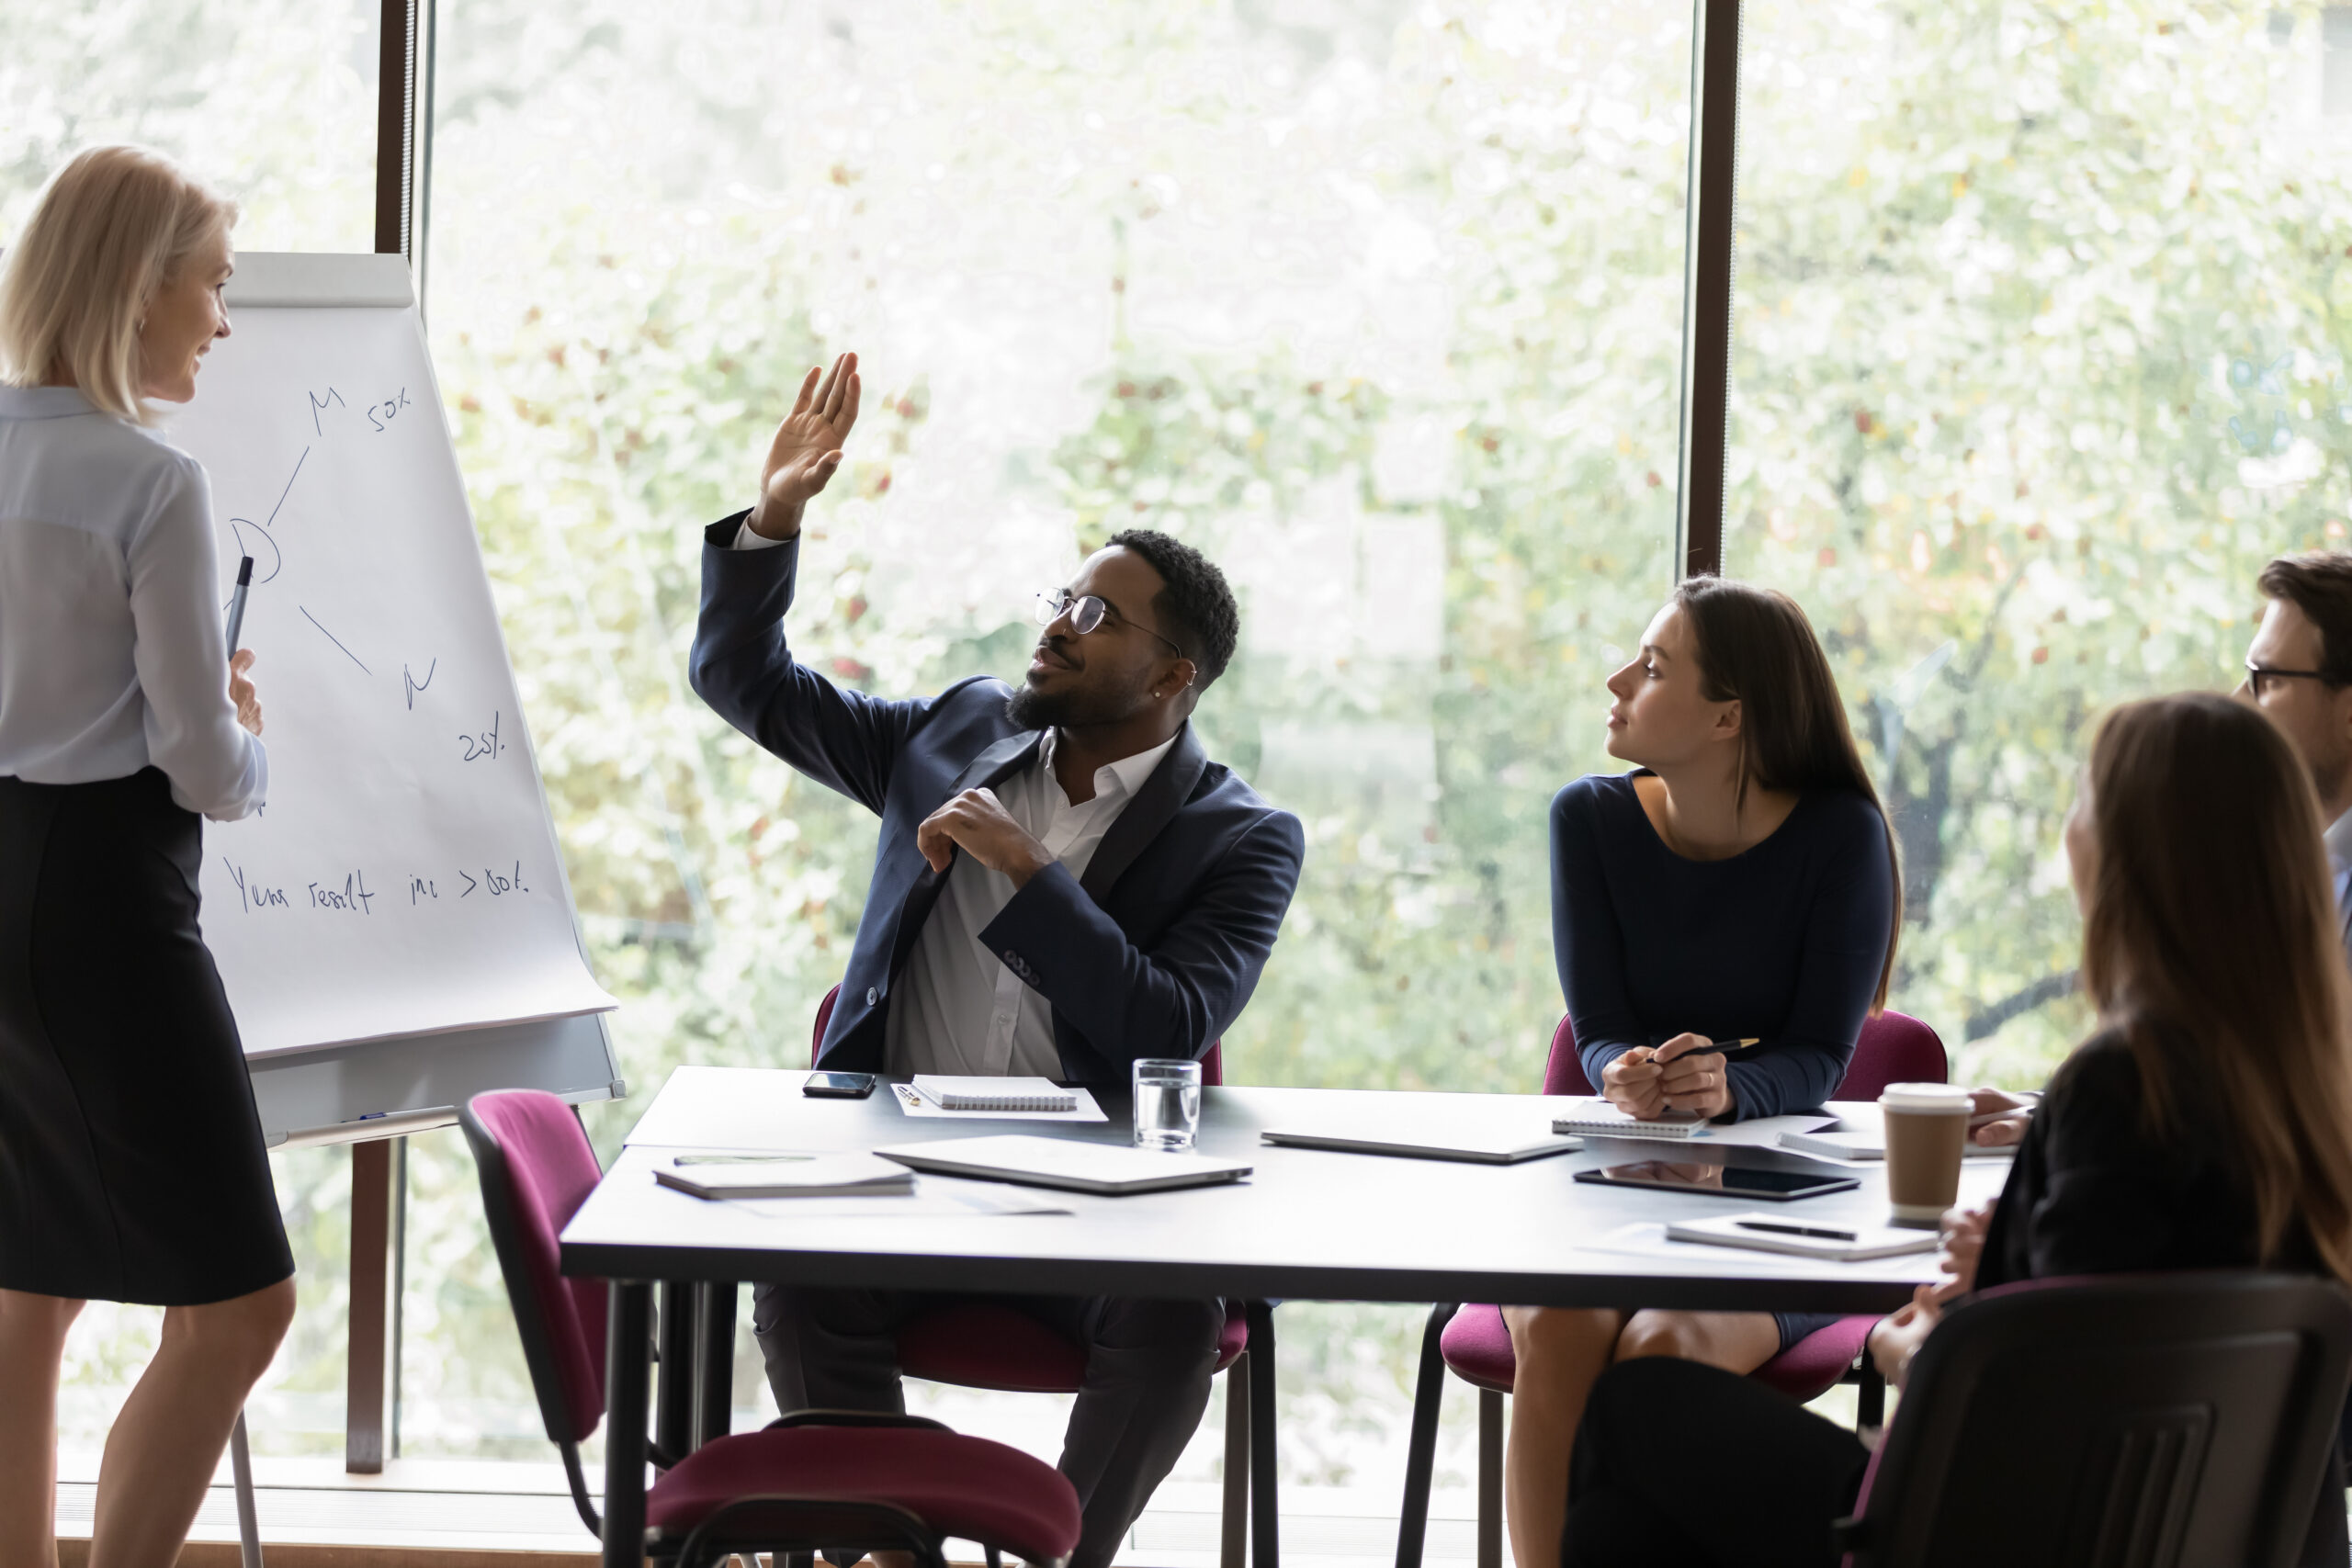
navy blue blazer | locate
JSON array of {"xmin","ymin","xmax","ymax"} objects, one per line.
[{"xmin": 688, "ymin": 515, "xmax": 1306, "ymax": 1086}]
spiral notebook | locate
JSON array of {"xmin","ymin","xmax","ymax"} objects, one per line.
[
  {"xmin": 911, "ymin": 1075, "xmax": 1079, "ymax": 1113},
  {"xmin": 1550, "ymin": 1099, "xmax": 1709, "ymax": 1140}
]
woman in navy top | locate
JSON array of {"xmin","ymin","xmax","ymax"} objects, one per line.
[
  {"xmin": 1501, "ymin": 577, "xmax": 1900, "ymax": 1568},
  {"xmin": 1559, "ymin": 693, "xmax": 2352, "ymax": 1567}
]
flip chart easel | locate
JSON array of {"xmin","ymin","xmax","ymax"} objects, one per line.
[{"xmin": 153, "ymin": 254, "xmax": 624, "ymax": 1491}]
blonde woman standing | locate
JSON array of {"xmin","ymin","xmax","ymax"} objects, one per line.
[{"xmin": 0, "ymin": 147, "xmax": 295, "ymax": 1568}]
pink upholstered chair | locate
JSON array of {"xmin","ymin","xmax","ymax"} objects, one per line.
[
  {"xmin": 809, "ymin": 986, "xmax": 1257, "ymax": 1568},
  {"xmin": 460, "ymin": 1089, "xmax": 1083, "ymax": 1568},
  {"xmin": 1393, "ymin": 1010, "xmax": 1950, "ymax": 1568}
]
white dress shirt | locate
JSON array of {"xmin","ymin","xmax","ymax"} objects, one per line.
[
  {"xmin": 883, "ymin": 728, "xmax": 1178, "ymax": 1078},
  {"xmin": 0, "ymin": 386, "xmax": 265, "ymax": 818}
]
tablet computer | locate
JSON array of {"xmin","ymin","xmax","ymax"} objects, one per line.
[{"xmin": 1572, "ymin": 1159, "xmax": 1860, "ymax": 1202}]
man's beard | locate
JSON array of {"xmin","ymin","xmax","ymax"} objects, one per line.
[{"xmin": 1007, "ymin": 679, "xmax": 1141, "ymax": 732}]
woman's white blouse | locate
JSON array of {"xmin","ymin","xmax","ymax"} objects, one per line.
[{"xmin": 0, "ymin": 386, "xmax": 266, "ymax": 819}]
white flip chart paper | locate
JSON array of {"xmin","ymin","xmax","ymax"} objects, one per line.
[{"xmin": 160, "ymin": 256, "xmax": 613, "ymax": 1057}]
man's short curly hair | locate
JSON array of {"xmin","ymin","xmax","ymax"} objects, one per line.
[{"xmin": 1105, "ymin": 528, "xmax": 1240, "ymax": 689}]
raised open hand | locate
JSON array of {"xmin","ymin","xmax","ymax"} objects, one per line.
[{"xmin": 749, "ymin": 352, "xmax": 862, "ymax": 540}]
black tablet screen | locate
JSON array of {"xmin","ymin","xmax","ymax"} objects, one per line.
[{"xmin": 1573, "ymin": 1159, "xmax": 1860, "ymax": 1201}]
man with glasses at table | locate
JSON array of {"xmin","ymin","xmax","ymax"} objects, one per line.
[
  {"xmin": 2242, "ymin": 551, "xmax": 2352, "ymax": 960},
  {"xmin": 687, "ymin": 354, "xmax": 1306, "ymax": 1568}
]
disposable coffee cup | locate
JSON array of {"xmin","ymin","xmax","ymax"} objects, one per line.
[{"xmin": 1880, "ymin": 1082, "xmax": 1974, "ymax": 1224}]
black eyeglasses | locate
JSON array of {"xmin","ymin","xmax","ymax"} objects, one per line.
[
  {"xmin": 2245, "ymin": 660, "xmax": 2339, "ymax": 700},
  {"xmin": 1035, "ymin": 590, "xmax": 1187, "ymax": 662}
]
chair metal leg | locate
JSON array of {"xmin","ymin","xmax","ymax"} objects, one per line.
[
  {"xmin": 1475, "ymin": 1390, "xmax": 1502, "ymax": 1568},
  {"xmin": 1394, "ymin": 1303, "xmax": 1454, "ymax": 1568},
  {"xmin": 231, "ymin": 1408, "xmax": 263, "ymax": 1568},
  {"xmin": 1221, "ymin": 1354, "xmax": 1250, "ymax": 1568},
  {"xmin": 695, "ymin": 1280, "xmax": 739, "ymax": 1448},
  {"xmin": 1245, "ymin": 1302, "xmax": 1280, "ymax": 1568}
]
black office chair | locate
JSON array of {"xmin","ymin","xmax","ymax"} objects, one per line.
[{"xmin": 1837, "ymin": 1271, "xmax": 2352, "ymax": 1568}]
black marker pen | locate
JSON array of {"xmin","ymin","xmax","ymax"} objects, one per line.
[{"xmin": 225, "ymin": 555, "xmax": 254, "ymax": 656}]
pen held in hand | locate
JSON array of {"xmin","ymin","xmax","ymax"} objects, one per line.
[
  {"xmin": 1664, "ymin": 1036, "xmax": 1760, "ymax": 1059},
  {"xmin": 225, "ymin": 555, "xmax": 254, "ymax": 657}
]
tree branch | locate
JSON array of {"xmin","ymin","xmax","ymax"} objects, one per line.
[{"xmin": 1962, "ymin": 969, "xmax": 2080, "ymax": 1043}]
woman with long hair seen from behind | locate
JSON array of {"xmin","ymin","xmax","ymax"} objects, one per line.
[
  {"xmin": 1561, "ymin": 692, "xmax": 2352, "ymax": 1567},
  {"xmin": 1501, "ymin": 577, "xmax": 1902, "ymax": 1568},
  {"xmin": 0, "ymin": 147, "xmax": 295, "ymax": 1568}
]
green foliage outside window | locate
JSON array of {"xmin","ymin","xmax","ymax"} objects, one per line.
[{"xmin": 7, "ymin": 0, "xmax": 2350, "ymax": 1489}]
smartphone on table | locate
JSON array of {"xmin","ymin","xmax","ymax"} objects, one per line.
[{"xmin": 803, "ymin": 1070, "xmax": 879, "ymax": 1100}]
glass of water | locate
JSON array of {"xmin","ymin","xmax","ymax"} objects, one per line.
[{"xmin": 1132, "ymin": 1058, "xmax": 1203, "ymax": 1151}]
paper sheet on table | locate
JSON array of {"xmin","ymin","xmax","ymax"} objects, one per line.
[
  {"xmin": 888, "ymin": 1080, "xmax": 1108, "ymax": 1122},
  {"xmin": 1681, "ymin": 1111, "xmax": 1847, "ymax": 1146},
  {"xmin": 1580, "ymin": 1222, "xmax": 1947, "ymax": 1282},
  {"xmin": 722, "ymin": 1182, "xmax": 1074, "ymax": 1221}
]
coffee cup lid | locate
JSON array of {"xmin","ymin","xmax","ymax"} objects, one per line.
[{"xmin": 1879, "ymin": 1082, "xmax": 1975, "ymax": 1112}]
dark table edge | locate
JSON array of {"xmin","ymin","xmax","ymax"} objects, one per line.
[{"xmin": 560, "ymin": 1239, "xmax": 1924, "ymax": 1314}]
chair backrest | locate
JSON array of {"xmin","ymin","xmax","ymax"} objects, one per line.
[
  {"xmin": 1540, "ymin": 1010, "xmax": 1948, "ymax": 1100},
  {"xmin": 1846, "ymin": 1271, "xmax": 2352, "ymax": 1568},
  {"xmin": 812, "ymin": 982, "xmax": 1225, "ymax": 1085},
  {"xmin": 458, "ymin": 1089, "xmax": 611, "ymax": 1446}
]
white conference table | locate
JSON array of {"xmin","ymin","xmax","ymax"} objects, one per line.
[{"xmin": 561, "ymin": 1066, "xmax": 2010, "ymax": 1568}]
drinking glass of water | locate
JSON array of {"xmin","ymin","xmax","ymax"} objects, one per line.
[{"xmin": 1132, "ymin": 1058, "xmax": 1203, "ymax": 1151}]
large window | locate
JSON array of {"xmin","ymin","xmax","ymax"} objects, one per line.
[
  {"xmin": 29, "ymin": 0, "xmax": 2344, "ymax": 1522},
  {"xmin": 1726, "ymin": 0, "xmax": 2352, "ymax": 1088},
  {"xmin": 412, "ymin": 0, "xmax": 1692, "ymax": 1487}
]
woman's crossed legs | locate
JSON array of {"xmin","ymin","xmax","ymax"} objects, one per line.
[{"xmin": 1499, "ymin": 1307, "xmax": 1782, "ymax": 1568}]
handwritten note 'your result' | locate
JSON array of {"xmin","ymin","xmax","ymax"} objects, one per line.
[{"xmin": 164, "ymin": 276, "xmax": 612, "ymax": 1057}]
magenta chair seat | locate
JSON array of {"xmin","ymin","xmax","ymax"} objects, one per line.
[
  {"xmin": 1438, "ymin": 1302, "xmax": 1875, "ymax": 1404},
  {"xmin": 646, "ymin": 1422, "xmax": 1082, "ymax": 1560},
  {"xmin": 1436, "ymin": 1303, "xmax": 1514, "ymax": 1393}
]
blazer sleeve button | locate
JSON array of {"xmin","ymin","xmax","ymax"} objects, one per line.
[{"xmin": 865, "ymin": 987, "xmax": 879, "ymax": 1006}]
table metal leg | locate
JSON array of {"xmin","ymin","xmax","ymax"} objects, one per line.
[
  {"xmin": 1220, "ymin": 1351, "xmax": 1250, "ymax": 1568},
  {"xmin": 694, "ymin": 1280, "xmax": 739, "ymax": 1449},
  {"xmin": 656, "ymin": 1280, "xmax": 695, "ymax": 1459},
  {"xmin": 1245, "ymin": 1302, "xmax": 1279, "ymax": 1568},
  {"xmin": 603, "ymin": 1281, "xmax": 651, "ymax": 1568}
]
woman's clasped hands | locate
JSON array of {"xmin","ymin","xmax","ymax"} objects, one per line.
[{"xmin": 1600, "ymin": 1033, "xmax": 1733, "ymax": 1121}]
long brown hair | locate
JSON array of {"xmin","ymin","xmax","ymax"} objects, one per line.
[
  {"xmin": 1674, "ymin": 575, "xmax": 1903, "ymax": 1010},
  {"xmin": 2080, "ymin": 693, "xmax": 2352, "ymax": 1289}
]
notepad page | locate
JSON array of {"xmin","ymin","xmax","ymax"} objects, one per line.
[
  {"xmin": 911, "ymin": 1075, "xmax": 1079, "ymax": 1111},
  {"xmin": 1550, "ymin": 1099, "xmax": 1707, "ymax": 1139}
]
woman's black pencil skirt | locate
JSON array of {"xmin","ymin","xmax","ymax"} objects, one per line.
[{"xmin": 0, "ymin": 767, "xmax": 293, "ymax": 1305}]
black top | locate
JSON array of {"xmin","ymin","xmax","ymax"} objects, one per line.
[
  {"xmin": 1974, "ymin": 1028, "xmax": 2345, "ymax": 1559},
  {"xmin": 1978, "ymin": 1028, "xmax": 2322, "ymax": 1289},
  {"xmin": 1549, "ymin": 772, "xmax": 1895, "ymax": 1118}
]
